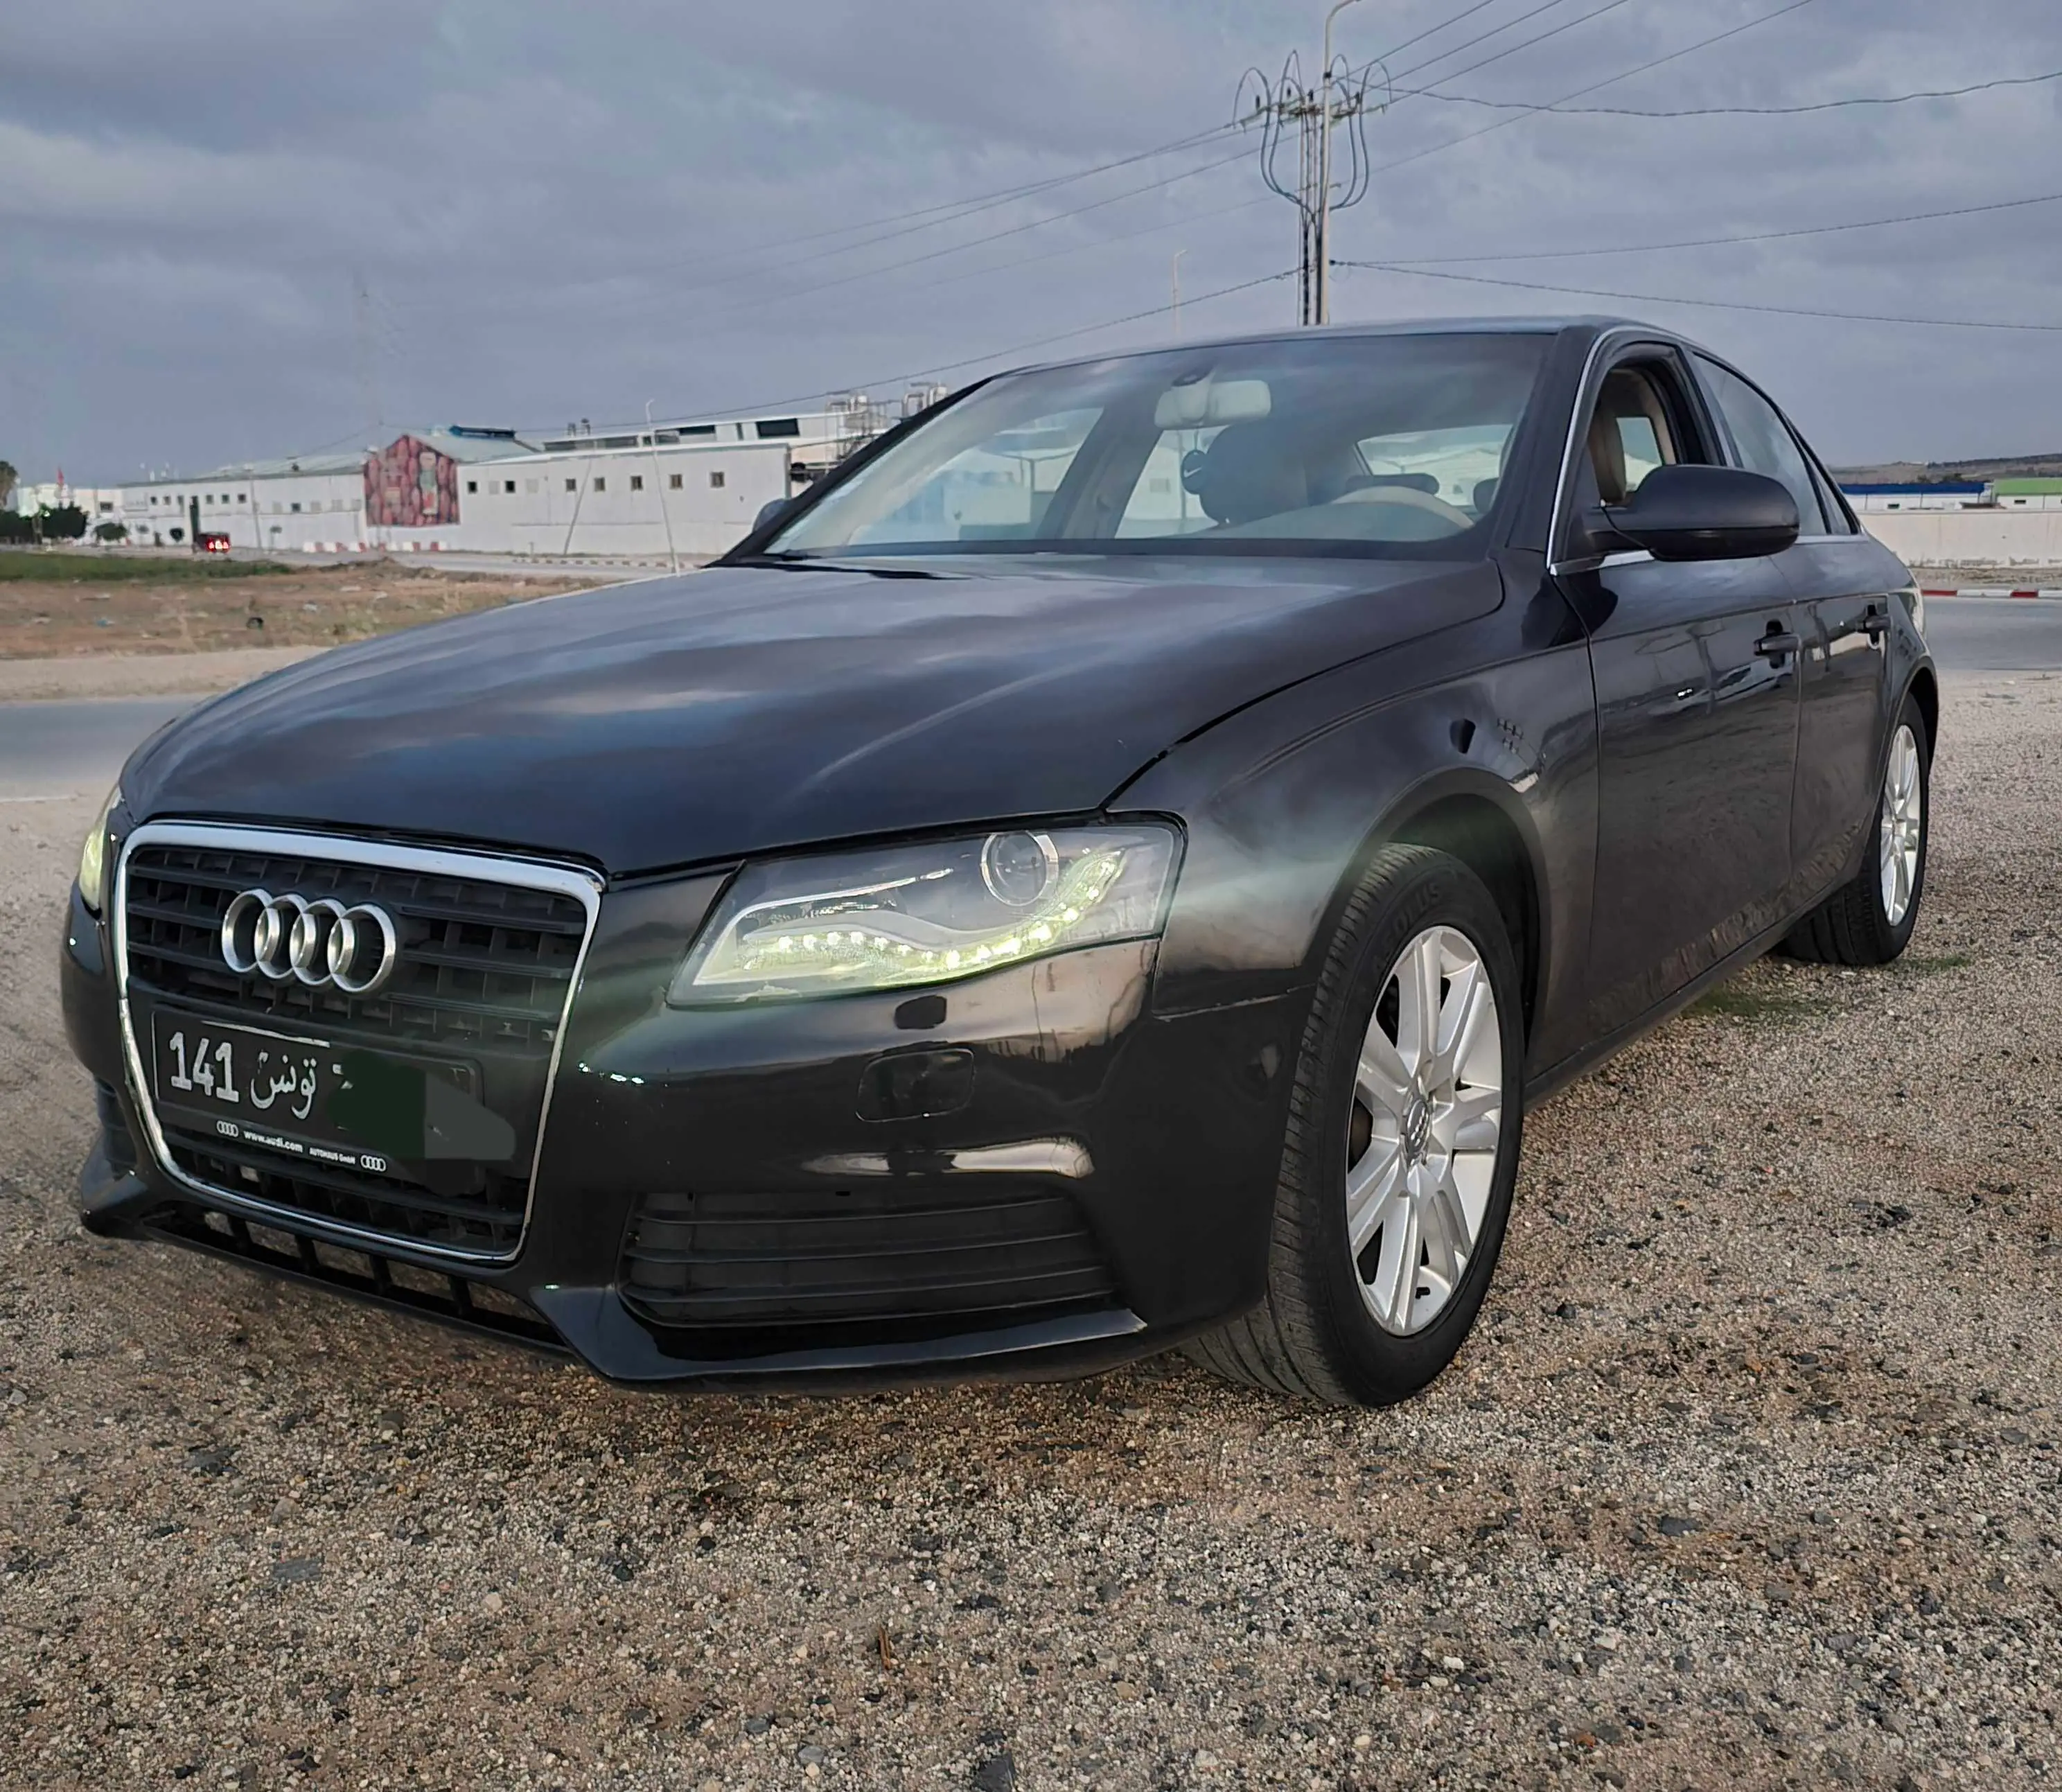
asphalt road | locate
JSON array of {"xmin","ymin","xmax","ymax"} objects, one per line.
[
  {"xmin": 1923, "ymin": 594, "xmax": 2062, "ymax": 670},
  {"xmin": 0, "ymin": 598, "xmax": 2050, "ymax": 800},
  {"xmin": 0, "ymin": 696, "xmax": 191, "ymax": 800}
]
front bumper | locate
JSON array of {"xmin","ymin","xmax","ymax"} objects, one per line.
[{"xmin": 64, "ymin": 873, "xmax": 1304, "ymax": 1390}]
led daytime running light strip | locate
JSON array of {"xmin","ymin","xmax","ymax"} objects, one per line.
[{"xmin": 711, "ymin": 849, "xmax": 1127, "ymax": 989}]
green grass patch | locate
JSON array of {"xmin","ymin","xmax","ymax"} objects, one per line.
[
  {"xmin": 0, "ymin": 550, "xmax": 294, "ymax": 583},
  {"xmin": 1686, "ymin": 983, "xmax": 1824, "ymax": 1024},
  {"xmin": 1898, "ymin": 951, "xmax": 1974, "ymax": 976}
]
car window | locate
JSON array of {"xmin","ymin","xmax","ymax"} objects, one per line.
[
  {"xmin": 768, "ymin": 332, "xmax": 1549, "ymax": 560},
  {"xmin": 1807, "ymin": 459, "xmax": 1857, "ymax": 535},
  {"xmin": 836, "ymin": 407, "xmax": 1104, "ymax": 545},
  {"xmin": 1576, "ymin": 366, "xmax": 1684, "ymax": 509},
  {"xmin": 1693, "ymin": 357, "xmax": 1829, "ymax": 535}
]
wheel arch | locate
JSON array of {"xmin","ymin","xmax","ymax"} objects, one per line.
[
  {"xmin": 1316, "ymin": 773, "xmax": 1549, "ymax": 1046},
  {"xmin": 1905, "ymin": 663, "xmax": 1939, "ymax": 755}
]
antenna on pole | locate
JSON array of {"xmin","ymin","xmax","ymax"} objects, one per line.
[
  {"xmin": 351, "ymin": 270, "xmax": 385, "ymax": 436},
  {"xmin": 1237, "ymin": 6, "xmax": 1377, "ymax": 326}
]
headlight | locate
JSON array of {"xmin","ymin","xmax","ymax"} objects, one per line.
[
  {"xmin": 77, "ymin": 783, "xmax": 121, "ymax": 915},
  {"xmin": 670, "ymin": 823, "xmax": 1179, "ymax": 1005}
]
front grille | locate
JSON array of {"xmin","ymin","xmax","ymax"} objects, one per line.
[
  {"xmin": 121, "ymin": 832, "xmax": 595, "ymax": 1258},
  {"xmin": 163, "ymin": 1125, "xmax": 526, "ymax": 1256},
  {"xmin": 619, "ymin": 1185, "xmax": 1118, "ymax": 1337},
  {"xmin": 123, "ymin": 842, "xmax": 586, "ymax": 1052}
]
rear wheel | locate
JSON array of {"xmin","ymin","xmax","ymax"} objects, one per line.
[
  {"xmin": 1782, "ymin": 694, "xmax": 1930, "ymax": 966},
  {"xmin": 1183, "ymin": 845, "xmax": 1525, "ymax": 1406}
]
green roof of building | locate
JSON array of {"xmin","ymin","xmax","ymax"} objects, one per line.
[{"xmin": 1992, "ymin": 477, "xmax": 2062, "ymax": 495}]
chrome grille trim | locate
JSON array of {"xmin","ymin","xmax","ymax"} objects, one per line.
[{"xmin": 114, "ymin": 820, "xmax": 603, "ymax": 1266}]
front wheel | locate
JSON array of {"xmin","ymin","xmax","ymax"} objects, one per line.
[
  {"xmin": 1783, "ymin": 694, "xmax": 1930, "ymax": 966},
  {"xmin": 1184, "ymin": 845, "xmax": 1526, "ymax": 1406}
]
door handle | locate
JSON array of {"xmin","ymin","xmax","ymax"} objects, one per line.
[
  {"xmin": 1860, "ymin": 606, "xmax": 1890, "ymax": 640},
  {"xmin": 1754, "ymin": 631, "xmax": 1801, "ymax": 660}
]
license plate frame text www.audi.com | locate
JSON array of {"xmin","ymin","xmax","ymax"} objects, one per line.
[{"xmin": 145, "ymin": 1007, "xmax": 475, "ymax": 1179}]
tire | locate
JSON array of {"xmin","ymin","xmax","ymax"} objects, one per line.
[
  {"xmin": 1184, "ymin": 845, "xmax": 1526, "ymax": 1406},
  {"xmin": 1781, "ymin": 693, "xmax": 1930, "ymax": 967}
]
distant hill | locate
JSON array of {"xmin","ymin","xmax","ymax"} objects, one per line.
[{"xmin": 1831, "ymin": 454, "xmax": 2062, "ymax": 486}]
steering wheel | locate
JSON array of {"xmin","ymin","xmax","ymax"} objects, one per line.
[{"xmin": 1332, "ymin": 482, "xmax": 1475, "ymax": 530}]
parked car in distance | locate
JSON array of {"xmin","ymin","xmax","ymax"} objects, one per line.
[
  {"xmin": 62, "ymin": 318, "xmax": 1934, "ymax": 1405},
  {"xmin": 195, "ymin": 532, "xmax": 231, "ymax": 555}
]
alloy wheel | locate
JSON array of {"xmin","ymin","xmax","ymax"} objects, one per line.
[
  {"xmin": 1878, "ymin": 722, "xmax": 1923, "ymax": 928},
  {"xmin": 1346, "ymin": 926, "xmax": 1504, "ymax": 1336}
]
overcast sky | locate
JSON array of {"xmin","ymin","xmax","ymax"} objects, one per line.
[{"xmin": 6, "ymin": 0, "xmax": 2061, "ymax": 483}]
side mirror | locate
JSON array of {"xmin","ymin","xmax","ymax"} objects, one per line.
[
  {"xmin": 1598, "ymin": 464, "xmax": 1799, "ymax": 562},
  {"xmin": 753, "ymin": 496, "xmax": 795, "ymax": 534}
]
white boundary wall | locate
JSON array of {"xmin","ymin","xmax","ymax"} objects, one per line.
[{"xmin": 1867, "ymin": 509, "xmax": 2062, "ymax": 567}]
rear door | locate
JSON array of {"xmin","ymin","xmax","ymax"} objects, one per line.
[
  {"xmin": 1559, "ymin": 345, "xmax": 1804, "ymax": 1037},
  {"xmin": 1693, "ymin": 355, "xmax": 1894, "ymax": 906}
]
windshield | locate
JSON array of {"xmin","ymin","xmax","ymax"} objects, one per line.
[{"xmin": 764, "ymin": 332, "xmax": 1547, "ymax": 560}]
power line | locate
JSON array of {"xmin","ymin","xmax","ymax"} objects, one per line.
[
  {"xmin": 664, "ymin": 268, "xmax": 1300, "ymax": 428},
  {"xmin": 1355, "ymin": 187, "xmax": 2062, "ymax": 265},
  {"xmin": 1360, "ymin": 0, "xmax": 1510, "ymax": 67},
  {"xmin": 1347, "ymin": 260, "xmax": 2062, "ymax": 331},
  {"xmin": 1381, "ymin": 0, "xmax": 1646, "ymax": 98},
  {"xmin": 390, "ymin": 123, "xmax": 1246, "ymax": 314},
  {"xmin": 1400, "ymin": 64, "xmax": 2062, "ymax": 116},
  {"xmin": 643, "ymin": 0, "xmax": 1823, "ymax": 385},
  {"xmin": 635, "ymin": 0, "xmax": 1824, "ymax": 419},
  {"xmin": 536, "ymin": 140, "xmax": 1255, "ymax": 329},
  {"xmin": 1356, "ymin": 0, "xmax": 1820, "ymax": 179},
  {"xmin": 1375, "ymin": 0, "xmax": 1583, "ymax": 87}
]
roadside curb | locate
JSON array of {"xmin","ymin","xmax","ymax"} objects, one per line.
[{"xmin": 1923, "ymin": 587, "xmax": 2062, "ymax": 600}]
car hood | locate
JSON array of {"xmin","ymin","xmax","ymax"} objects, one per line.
[{"xmin": 127, "ymin": 556, "xmax": 1502, "ymax": 874}]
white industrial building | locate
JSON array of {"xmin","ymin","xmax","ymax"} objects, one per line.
[
  {"xmin": 99, "ymin": 401, "xmax": 911, "ymax": 560},
  {"xmin": 9, "ymin": 480, "xmax": 123, "ymax": 521},
  {"xmin": 119, "ymin": 453, "xmax": 371, "ymax": 551},
  {"xmin": 448, "ymin": 437, "xmax": 792, "ymax": 559}
]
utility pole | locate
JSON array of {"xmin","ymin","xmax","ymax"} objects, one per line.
[{"xmin": 1239, "ymin": 8, "xmax": 1376, "ymax": 326}]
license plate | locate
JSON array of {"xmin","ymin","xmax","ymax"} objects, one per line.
[{"xmin": 147, "ymin": 1009, "xmax": 502, "ymax": 1176}]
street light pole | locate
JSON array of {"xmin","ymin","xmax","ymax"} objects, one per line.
[{"xmin": 1314, "ymin": 0, "xmax": 1362, "ymax": 326}]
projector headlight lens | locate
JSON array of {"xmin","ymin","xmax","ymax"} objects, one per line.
[{"xmin": 670, "ymin": 823, "xmax": 1179, "ymax": 1005}]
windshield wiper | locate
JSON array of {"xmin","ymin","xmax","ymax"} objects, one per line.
[{"xmin": 732, "ymin": 552, "xmax": 943, "ymax": 579}]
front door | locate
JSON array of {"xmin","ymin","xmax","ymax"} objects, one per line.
[{"xmin": 1561, "ymin": 354, "xmax": 1804, "ymax": 1037}]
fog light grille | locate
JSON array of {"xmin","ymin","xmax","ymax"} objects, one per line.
[{"xmin": 619, "ymin": 1185, "xmax": 1117, "ymax": 1333}]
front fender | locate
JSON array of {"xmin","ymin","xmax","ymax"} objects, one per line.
[{"xmin": 1118, "ymin": 590, "xmax": 1599, "ymax": 1079}]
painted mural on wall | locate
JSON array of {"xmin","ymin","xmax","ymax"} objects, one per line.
[{"xmin": 364, "ymin": 436, "xmax": 461, "ymax": 529}]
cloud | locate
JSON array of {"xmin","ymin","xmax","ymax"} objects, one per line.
[{"xmin": 3, "ymin": 0, "xmax": 2061, "ymax": 476}]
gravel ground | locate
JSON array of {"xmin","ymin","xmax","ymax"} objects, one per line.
[{"xmin": 2, "ymin": 671, "xmax": 2056, "ymax": 1791}]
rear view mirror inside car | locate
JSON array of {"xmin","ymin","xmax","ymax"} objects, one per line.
[{"xmin": 1153, "ymin": 377, "xmax": 1272, "ymax": 430}]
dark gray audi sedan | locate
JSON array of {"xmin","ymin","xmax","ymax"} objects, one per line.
[{"xmin": 62, "ymin": 318, "xmax": 1935, "ymax": 1405}]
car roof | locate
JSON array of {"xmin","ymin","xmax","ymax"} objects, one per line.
[{"xmin": 1012, "ymin": 314, "xmax": 1707, "ymax": 378}]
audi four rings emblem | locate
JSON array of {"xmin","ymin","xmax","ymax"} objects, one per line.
[{"xmin": 219, "ymin": 889, "xmax": 400, "ymax": 996}]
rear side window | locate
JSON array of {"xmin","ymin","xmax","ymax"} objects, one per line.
[{"xmin": 1694, "ymin": 358, "xmax": 1829, "ymax": 535}]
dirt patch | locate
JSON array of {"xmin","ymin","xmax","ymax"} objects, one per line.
[
  {"xmin": 0, "ymin": 553, "xmax": 607, "ymax": 658},
  {"xmin": 1910, "ymin": 562, "xmax": 2062, "ymax": 588}
]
